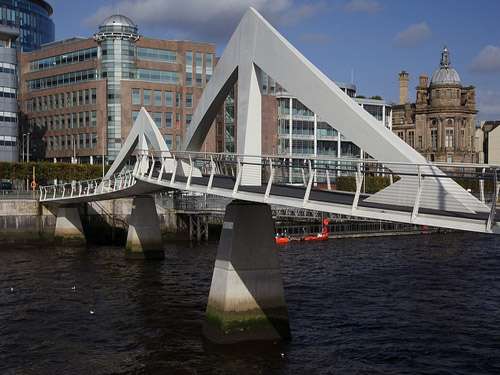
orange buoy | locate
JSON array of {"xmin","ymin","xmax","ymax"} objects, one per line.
[{"xmin": 275, "ymin": 236, "xmax": 290, "ymax": 245}]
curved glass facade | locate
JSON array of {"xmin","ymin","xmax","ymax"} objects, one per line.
[
  {"xmin": 0, "ymin": 0, "xmax": 54, "ymax": 51},
  {"xmin": 94, "ymin": 16, "xmax": 139, "ymax": 161}
]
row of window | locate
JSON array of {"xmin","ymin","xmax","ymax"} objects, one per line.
[
  {"xmin": 27, "ymin": 69, "xmax": 96, "ymax": 91},
  {"xmin": 132, "ymin": 110, "xmax": 192, "ymax": 128},
  {"xmin": 0, "ymin": 86, "xmax": 16, "ymax": 99},
  {"xmin": 397, "ymin": 128, "xmax": 465, "ymax": 150},
  {"xmin": 30, "ymin": 47, "xmax": 98, "ymax": 71},
  {"xmin": 131, "ymin": 88, "xmax": 193, "ymax": 108},
  {"xmin": 0, "ymin": 111, "xmax": 17, "ymax": 122},
  {"xmin": 137, "ymin": 47, "xmax": 176, "ymax": 63},
  {"xmin": 30, "ymin": 111, "xmax": 97, "ymax": 130},
  {"xmin": 0, "ymin": 62, "xmax": 16, "ymax": 75},
  {"xmin": 137, "ymin": 69, "xmax": 178, "ymax": 84},
  {"xmin": 0, "ymin": 135, "xmax": 16, "ymax": 147},
  {"xmin": 47, "ymin": 133, "xmax": 98, "ymax": 151},
  {"xmin": 27, "ymin": 88, "xmax": 97, "ymax": 112}
]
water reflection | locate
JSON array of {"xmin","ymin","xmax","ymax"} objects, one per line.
[{"xmin": 1, "ymin": 233, "xmax": 500, "ymax": 373}]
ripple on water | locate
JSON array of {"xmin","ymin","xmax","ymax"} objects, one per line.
[{"xmin": 1, "ymin": 233, "xmax": 500, "ymax": 373}]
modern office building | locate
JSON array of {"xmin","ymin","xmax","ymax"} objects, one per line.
[
  {"xmin": 18, "ymin": 14, "xmax": 215, "ymax": 163},
  {"xmin": 214, "ymin": 73, "xmax": 392, "ymax": 169},
  {"xmin": 392, "ymin": 47, "xmax": 478, "ymax": 163},
  {"xmin": 0, "ymin": 24, "xmax": 18, "ymax": 161},
  {"xmin": 0, "ymin": 0, "xmax": 54, "ymax": 51},
  {"xmin": 0, "ymin": 0, "xmax": 54, "ymax": 162}
]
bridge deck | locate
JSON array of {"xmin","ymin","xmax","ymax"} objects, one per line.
[{"xmin": 159, "ymin": 173, "xmax": 494, "ymax": 223}]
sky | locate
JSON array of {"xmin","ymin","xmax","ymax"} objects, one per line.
[{"xmin": 49, "ymin": 0, "xmax": 500, "ymax": 121}]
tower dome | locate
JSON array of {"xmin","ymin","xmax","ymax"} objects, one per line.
[
  {"xmin": 100, "ymin": 14, "xmax": 136, "ymax": 28},
  {"xmin": 94, "ymin": 14, "xmax": 139, "ymax": 42},
  {"xmin": 430, "ymin": 47, "xmax": 461, "ymax": 85}
]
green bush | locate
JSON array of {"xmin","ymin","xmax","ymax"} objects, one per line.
[
  {"xmin": 336, "ymin": 175, "xmax": 395, "ymax": 194},
  {"xmin": 0, "ymin": 162, "xmax": 106, "ymax": 185}
]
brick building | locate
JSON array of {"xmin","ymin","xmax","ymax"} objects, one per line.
[{"xmin": 18, "ymin": 14, "xmax": 215, "ymax": 163}]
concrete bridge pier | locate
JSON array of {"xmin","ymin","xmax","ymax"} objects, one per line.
[
  {"xmin": 204, "ymin": 200, "xmax": 290, "ymax": 344},
  {"xmin": 125, "ymin": 195, "xmax": 164, "ymax": 260},
  {"xmin": 54, "ymin": 205, "xmax": 86, "ymax": 245}
]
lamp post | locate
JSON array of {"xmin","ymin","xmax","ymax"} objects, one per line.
[{"xmin": 22, "ymin": 132, "xmax": 31, "ymax": 162}]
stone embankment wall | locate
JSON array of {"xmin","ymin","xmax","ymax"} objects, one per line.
[{"xmin": 0, "ymin": 198, "xmax": 178, "ymax": 243}]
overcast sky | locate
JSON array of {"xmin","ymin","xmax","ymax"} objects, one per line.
[{"xmin": 50, "ymin": 0, "xmax": 500, "ymax": 121}]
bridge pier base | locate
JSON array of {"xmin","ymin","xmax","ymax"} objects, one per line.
[
  {"xmin": 204, "ymin": 200, "xmax": 290, "ymax": 344},
  {"xmin": 125, "ymin": 195, "xmax": 164, "ymax": 260},
  {"xmin": 54, "ymin": 206, "xmax": 86, "ymax": 245}
]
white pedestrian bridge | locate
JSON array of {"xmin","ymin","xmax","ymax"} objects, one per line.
[{"xmin": 37, "ymin": 7, "xmax": 500, "ymax": 344}]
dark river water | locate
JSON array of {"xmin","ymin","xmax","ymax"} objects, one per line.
[{"xmin": 1, "ymin": 232, "xmax": 500, "ymax": 374}]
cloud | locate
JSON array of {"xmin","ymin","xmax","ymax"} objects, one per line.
[
  {"xmin": 85, "ymin": 0, "xmax": 326, "ymax": 42},
  {"xmin": 394, "ymin": 22, "xmax": 431, "ymax": 48},
  {"xmin": 298, "ymin": 32, "xmax": 332, "ymax": 45},
  {"xmin": 343, "ymin": 0, "xmax": 382, "ymax": 13},
  {"xmin": 477, "ymin": 89, "xmax": 500, "ymax": 117},
  {"xmin": 470, "ymin": 45, "xmax": 500, "ymax": 73}
]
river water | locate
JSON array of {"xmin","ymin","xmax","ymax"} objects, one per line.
[{"xmin": 1, "ymin": 232, "xmax": 500, "ymax": 374}]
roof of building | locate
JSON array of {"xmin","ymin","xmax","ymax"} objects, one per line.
[
  {"xmin": 430, "ymin": 46, "xmax": 461, "ymax": 85},
  {"xmin": 100, "ymin": 14, "xmax": 136, "ymax": 28},
  {"xmin": 31, "ymin": 0, "xmax": 53, "ymax": 16}
]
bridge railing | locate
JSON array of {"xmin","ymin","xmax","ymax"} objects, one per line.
[
  {"xmin": 39, "ymin": 170, "xmax": 135, "ymax": 202},
  {"xmin": 136, "ymin": 150, "xmax": 500, "ymax": 231}
]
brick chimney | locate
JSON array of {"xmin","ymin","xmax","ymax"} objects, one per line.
[{"xmin": 399, "ymin": 70, "xmax": 409, "ymax": 104}]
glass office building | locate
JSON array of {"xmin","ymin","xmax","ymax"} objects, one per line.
[{"xmin": 0, "ymin": 0, "xmax": 54, "ymax": 51}]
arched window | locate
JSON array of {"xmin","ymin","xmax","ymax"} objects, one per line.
[{"xmin": 447, "ymin": 119, "xmax": 453, "ymax": 126}]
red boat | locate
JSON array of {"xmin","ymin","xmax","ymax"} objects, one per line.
[{"xmin": 276, "ymin": 218, "xmax": 331, "ymax": 244}]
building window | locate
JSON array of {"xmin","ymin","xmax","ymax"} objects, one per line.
[
  {"xmin": 176, "ymin": 135, "xmax": 181, "ymax": 150},
  {"xmin": 164, "ymin": 134, "xmax": 173, "ymax": 148},
  {"xmin": 30, "ymin": 47, "xmax": 98, "ymax": 72},
  {"xmin": 195, "ymin": 73, "xmax": 202, "ymax": 86},
  {"xmin": 165, "ymin": 91, "xmax": 173, "ymax": 107},
  {"xmin": 90, "ymin": 111, "xmax": 97, "ymax": 127},
  {"xmin": 447, "ymin": 154, "xmax": 453, "ymax": 163},
  {"xmin": 418, "ymin": 135, "xmax": 423, "ymax": 149},
  {"xmin": 176, "ymin": 92, "xmax": 181, "ymax": 107},
  {"xmin": 143, "ymin": 90, "xmax": 151, "ymax": 105},
  {"xmin": 186, "ymin": 72, "xmax": 192, "ymax": 86},
  {"xmin": 408, "ymin": 131, "xmax": 415, "ymax": 147},
  {"xmin": 397, "ymin": 131, "xmax": 404, "ymax": 140},
  {"xmin": 27, "ymin": 69, "xmax": 96, "ymax": 91},
  {"xmin": 165, "ymin": 112, "xmax": 173, "ymax": 128},
  {"xmin": 154, "ymin": 90, "xmax": 162, "ymax": 106},
  {"xmin": 132, "ymin": 111, "xmax": 140, "ymax": 123},
  {"xmin": 185, "ymin": 93, "xmax": 193, "ymax": 108},
  {"xmin": 137, "ymin": 69, "xmax": 179, "ymax": 84},
  {"xmin": 185, "ymin": 52, "xmax": 193, "ymax": 69},
  {"xmin": 431, "ymin": 129, "xmax": 438, "ymax": 150},
  {"xmin": 445, "ymin": 128, "xmax": 454, "ymax": 148},
  {"xmin": 205, "ymin": 53, "xmax": 213, "ymax": 82},
  {"xmin": 91, "ymin": 88, "xmax": 97, "ymax": 104},
  {"xmin": 185, "ymin": 114, "xmax": 192, "ymax": 126},
  {"xmin": 132, "ymin": 89, "xmax": 141, "ymax": 105},
  {"xmin": 137, "ymin": 47, "xmax": 176, "ymax": 63},
  {"xmin": 152, "ymin": 112, "xmax": 162, "ymax": 128}
]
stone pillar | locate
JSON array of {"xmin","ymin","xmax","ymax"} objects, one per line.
[
  {"xmin": 204, "ymin": 200, "xmax": 290, "ymax": 344},
  {"xmin": 54, "ymin": 205, "xmax": 86, "ymax": 245},
  {"xmin": 126, "ymin": 195, "xmax": 164, "ymax": 260}
]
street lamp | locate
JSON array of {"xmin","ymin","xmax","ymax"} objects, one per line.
[{"xmin": 22, "ymin": 132, "xmax": 31, "ymax": 162}]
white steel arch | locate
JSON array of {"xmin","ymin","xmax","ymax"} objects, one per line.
[{"xmin": 183, "ymin": 7, "xmax": 488, "ymax": 215}]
